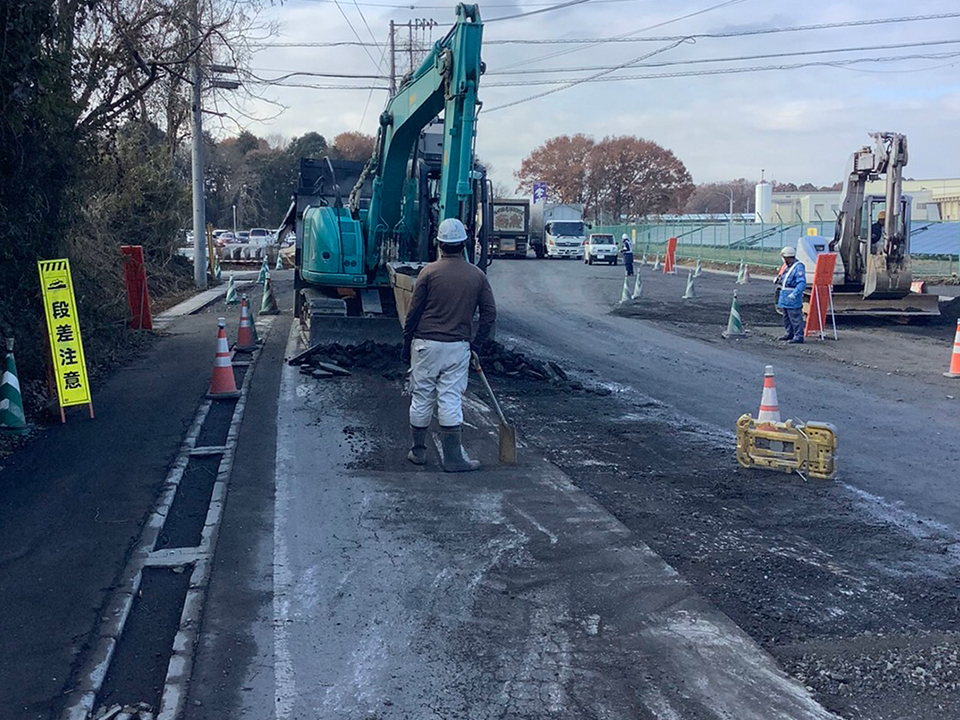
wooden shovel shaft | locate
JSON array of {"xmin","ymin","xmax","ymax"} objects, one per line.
[{"xmin": 475, "ymin": 364, "xmax": 508, "ymax": 426}]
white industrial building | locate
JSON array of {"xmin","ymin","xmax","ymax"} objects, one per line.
[{"xmin": 755, "ymin": 179, "xmax": 960, "ymax": 224}]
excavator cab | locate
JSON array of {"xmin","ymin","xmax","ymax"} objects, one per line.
[{"xmin": 861, "ymin": 194, "xmax": 911, "ymax": 298}]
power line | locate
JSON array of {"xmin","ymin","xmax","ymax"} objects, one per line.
[
  {"xmin": 330, "ymin": 0, "xmax": 382, "ymax": 70},
  {"xmin": 241, "ymin": 50, "xmax": 960, "ymax": 94},
  {"xmin": 248, "ymin": 11, "xmax": 960, "ymax": 49},
  {"xmin": 246, "ymin": 80, "xmax": 390, "ymax": 90},
  {"xmin": 484, "ymin": 51, "xmax": 960, "ymax": 92},
  {"xmin": 487, "ymin": 38, "xmax": 689, "ymax": 112},
  {"xmin": 496, "ymin": 0, "xmax": 747, "ymax": 71},
  {"xmin": 485, "ymin": 0, "xmax": 591, "ymax": 24},
  {"xmin": 295, "ymin": 0, "xmax": 639, "ymax": 8},
  {"xmin": 249, "ymin": 68, "xmax": 390, "ymax": 80},
  {"xmin": 488, "ymin": 11, "xmax": 960, "ymax": 44},
  {"xmin": 487, "ymin": 38, "xmax": 960, "ymax": 75}
]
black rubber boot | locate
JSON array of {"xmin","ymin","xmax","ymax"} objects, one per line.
[
  {"xmin": 407, "ymin": 425, "xmax": 428, "ymax": 465},
  {"xmin": 439, "ymin": 425, "xmax": 480, "ymax": 473}
]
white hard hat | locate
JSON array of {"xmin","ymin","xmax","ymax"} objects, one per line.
[
  {"xmin": 781, "ymin": 246, "xmax": 797, "ymax": 258},
  {"xmin": 622, "ymin": 233, "xmax": 629, "ymax": 240},
  {"xmin": 437, "ymin": 218, "xmax": 468, "ymax": 244}
]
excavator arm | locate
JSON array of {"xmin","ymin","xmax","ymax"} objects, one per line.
[
  {"xmin": 829, "ymin": 132, "xmax": 911, "ymax": 297},
  {"xmin": 298, "ymin": 4, "xmax": 483, "ymax": 297}
]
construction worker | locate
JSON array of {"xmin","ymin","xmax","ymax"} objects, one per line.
[
  {"xmin": 621, "ymin": 233, "xmax": 634, "ymax": 276},
  {"xmin": 871, "ymin": 209, "xmax": 886, "ymax": 248},
  {"xmin": 776, "ymin": 246, "xmax": 806, "ymax": 343},
  {"xmin": 402, "ymin": 218, "xmax": 497, "ymax": 472}
]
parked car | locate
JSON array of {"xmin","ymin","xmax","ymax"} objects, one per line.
[
  {"xmin": 237, "ymin": 230, "xmax": 250, "ymax": 242},
  {"xmin": 583, "ymin": 233, "xmax": 618, "ymax": 265},
  {"xmin": 215, "ymin": 231, "xmax": 237, "ymax": 247},
  {"xmin": 248, "ymin": 227, "xmax": 274, "ymax": 245}
]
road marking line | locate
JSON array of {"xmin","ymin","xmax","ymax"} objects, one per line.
[{"xmin": 274, "ymin": 322, "xmax": 300, "ymax": 720}]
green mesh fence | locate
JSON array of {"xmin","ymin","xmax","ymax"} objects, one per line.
[{"xmin": 593, "ymin": 221, "xmax": 960, "ymax": 278}]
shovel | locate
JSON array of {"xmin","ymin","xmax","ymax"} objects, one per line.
[{"xmin": 471, "ymin": 352, "xmax": 517, "ymax": 464}]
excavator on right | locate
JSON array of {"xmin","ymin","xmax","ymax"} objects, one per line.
[{"xmin": 796, "ymin": 131, "xmax": 940, "ymax": 316}]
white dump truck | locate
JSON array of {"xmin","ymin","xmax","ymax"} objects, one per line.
[{"xmin": 529, "ymin": 203, "xmax": 586, "ymax": 259}]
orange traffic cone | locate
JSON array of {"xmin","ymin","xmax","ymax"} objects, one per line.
[
  {"xmin": 757, "ymin": 364, "xmax": 781, "ymax": 423},
  {"xmin": 945, "ymin": 320, "xmax": 960, "ymax": 378},
  {"xmin": 235, "ymin": 295, "xmax": 257, "ymax": 352},
  {"xmin": 207, "ymin": 318, "xmax": 240, "ymax": 399}
]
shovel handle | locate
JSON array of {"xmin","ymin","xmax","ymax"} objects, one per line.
[{"xmin": 472, "ymin": 353, "xmax": 509, "ymax": 426}]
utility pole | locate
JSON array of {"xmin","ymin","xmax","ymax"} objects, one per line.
[
  {"xmin": 389, "ymin": 20, "xmax": 396, "ymax": 94},
  {"xmin": 190, "ymin": 0, "xmax": 207, "ymax": 289},
  {"xmin": 408, "ymin": 22, "xmax": 414, "ymax": 75}
]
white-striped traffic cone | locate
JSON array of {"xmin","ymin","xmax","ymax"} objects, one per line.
[
  {"xmin": 260, "ymin": 274, "xmax": 280, "ymax": 315},
  {"xmin": 653, "ymin": 254, "xmax": 661, "ymax": 271},
  {"xmin": 0, "ymin": 338, "xmax": 30, "ymax": 435},
  {"xmin": 275, "ymin": 250, "xmax": 283, "ymax": 271},
  {"xmin": 631, "ymin": 268, "xmax": 643, "ymax": 300},
  {"xmin": 207, "ymin": 318, "xmax": 240, "ymax": 399},
  {"xmin": 737, "ymin": 263, "xmax": 750, "ymax": 285},
  {"xmin": 258, "ymin": 258, "xmax": 269, "ymax": 284},
  {"xmin": 757, "ymin": 365, "xmax": 781, "ymax": 424},
  {"xmin": 619, "ymin": 276, "xmax": 631, "ymax": 304},
  {"xmin": 722, "ymin": 291, "xmax": 749, "ymax": 338},
  {"xmin": 682, "ymin": 271, "xmax": 697, "ymax": 300},
  {"xmin": 225, "ymin": 274, "xmax": 239, "ymax": 304},
  {"xmin": 694, "ymin": 258, "xmax": 703, "ymax": 278}
]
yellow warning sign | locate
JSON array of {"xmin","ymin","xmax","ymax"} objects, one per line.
[
  {"xmin": 38, "ymin": 259, "xmax": 91, "ymax": 408},
  {"xmin": 806, "ymin": 228, "xmax": 819, "ymax": 236}
]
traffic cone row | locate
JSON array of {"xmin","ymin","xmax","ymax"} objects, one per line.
[
  {"xmin": 682, "ymin": 271, "xmax": 697, "ymax": 300},
  {"xmin": 945, "ymin": 319, "xmax": 960, "ymax": 378},
  {"xmin": 235, "ymin": 296, "xmax": 258, "ymax": 352},
  {"xmin": 757, "ymin": 364, "xmax": 781, "ymax": 423},
  {"xmin": 0, "ymin": 338, "xmax": 30, "ymax": 435},
  {"xmin": 722, "ymin": 291, "xmax": 749, "ymax": 338},
  {"xmin": 260, "ymin": 275, "xmax": 280, "ymax": 315},
  {"xmin": 207, "ymin": 318, "xmax": 241, "ymax": 399}
]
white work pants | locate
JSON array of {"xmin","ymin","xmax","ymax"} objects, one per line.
[{"xmin": 409, "ymin": 339, "xmax": 470, "ymax": 428}]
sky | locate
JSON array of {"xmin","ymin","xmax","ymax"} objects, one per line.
[{"xmin": 238, "ymin": 0, "xmax": 960, "ymax": 191}]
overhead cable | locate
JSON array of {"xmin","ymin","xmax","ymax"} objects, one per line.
[
  {"xmin": 487, "ymin": 38, "xmax": 960, "ymax": 75},
  {"xmin": 485, "ymin": 0, "xmax": 590, "ymax": 24},
  {"xmin": 496, "ymin": 0, "xmax": 746, "ymax": 71},
  {"xmin": 484, "ymin": 51, "xmax": 960, "ymax": 91}
]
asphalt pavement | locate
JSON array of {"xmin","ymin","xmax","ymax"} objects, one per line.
[{"xmin": 489, "ymin": 258, "xmax": 960, "ymax": 531}]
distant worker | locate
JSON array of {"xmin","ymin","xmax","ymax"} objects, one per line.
[
  {"xmin": 621, "ymin": 233, "xmax": 634, "ymax": 276},
  {"xmin": 776, "ymin": 246, "xmax": 806, "ymax": 344},
  {"xmin": 871, "ymin": 209, "xmax": 886, "ymax": 248},
  {"xmin": 402, "ymin": 218, "xmax": 497, "ymax": 472}
]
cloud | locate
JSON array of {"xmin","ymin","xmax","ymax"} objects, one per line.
[{"xmin": 243, "ymin": 0, "xmax": 960, "ymax": 189}]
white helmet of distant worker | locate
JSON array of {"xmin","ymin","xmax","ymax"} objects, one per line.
[
  {"xmin": 780, "ymin": 246, "xmax": 797, "ymax": 258},
  {"xmin": 622, "ymin": 233, "xmax": 629, "ymax": 240},
  {"xmin": 437, "ymin": 218, "xmax": 468, "ymax": 244}
]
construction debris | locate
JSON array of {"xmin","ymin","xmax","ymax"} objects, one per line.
[{"xmin": 288, "ymin": 340, "xmax": 575, "ymax": 386}]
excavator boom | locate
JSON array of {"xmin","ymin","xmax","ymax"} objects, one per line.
[{"xmin": 296, "ymin": 4, "xmax": 484, "ymax": 308}]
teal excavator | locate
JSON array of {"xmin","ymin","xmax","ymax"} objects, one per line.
[{"xmin": 284, "ymin": 4, "xmax": 487, "ymax": 320}]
